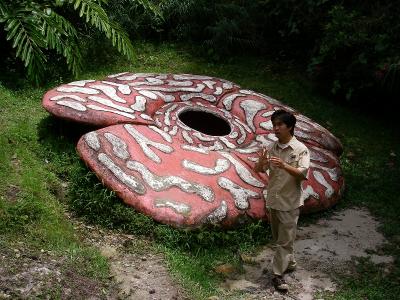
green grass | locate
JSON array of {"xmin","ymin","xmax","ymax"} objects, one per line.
[{"xmin": 1, "ymin": 41, "xmax": 399, "ymax": 299}]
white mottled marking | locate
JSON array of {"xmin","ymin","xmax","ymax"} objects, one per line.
[
  {"xmin": 164, "ymin": 104, "xmax": 178, "ymax": 126},
  {"xmin": 313, "ymin": 171, "xmax": 334, "ymax": 198},
  {"xmin": 169, "ymin": 126, "xmax": 178, "ymax": 136},
  {"xmin": 104, "ymin": 132, "xmax": 130, "ymax": 160},
  {"xmin": 182, "ymin": 158, "xmax": 230, "ymax": 175},
  {"xmin": 255, "ymin": 135, "xmax": 276, "ymax": 147},
  {"xmin": 218, "ymin": 177, "xmax": 260, "ymax": 209},
  {"xmin": 84, "ymin": 132, "xmax": 100, "ymax": 151},
  {"xmin": 193, "ymin": 132, "xmax": 216, "ymax": 142},
  {"xmin": 181, "ymin": 145, "xmax": 209, "ymax": 154},
  {"xmin": 155, "ymin": 118, "xmax": 163, "ymax": 128},
  {"xmin": 234, "ymin": 118, "xmax": 252, "ymax": 133},
  {"xmin": 134, "ymin": 84, "xmax": 205, "ymax": 93},
  {"xmin": 222, "ymin": 82, "xmax": 234, "ymax": 89},
  {"xmin": 87, "ymin": 104, "xmax": 136, "ymax": 119},
  {"xmin": 219, "ymin": 137, "xmax": 236, "ymax": 149},
  {"xmin": 130, "ymin": 95, "xmax": 147, "ymax": 112},
  {"xmin": 182, "ymin": 131, "xmax": 194, "ymax": 144},
  {"xmin": 214, "ymin": 87, "xmax": 223, "ymax": 95},
  {"xmin": 124, "ymin": 124, "xmax": 173, "ymax": 163},
  {"xmin": 233, "ymin": 120, "xmax": 247, "ymax": 144},
  {"xmin": 154, "ymin": 199, "xmax": 191, "ymax": 215},
  {"xmin": 88, "ymin": 96, "xmax": 134, "ymax": 113},
  {"xmin": 310, "ymin": 151, "xmax": 329, "ymax": 163},
  {"xmin": 167, "ymin": 80, "xmax": 193, "ymax": 87},
  {"xmin": 301, "ymin": 185, "xmax": 320, "ymax": 202},
  {"xmin": 50, "ymin": 95, "xmax": 86, "ymax": 102},
  {"xmin": 218, "ymin": 152, "xmax": 264, "ymax": 188},
  {"xmin": 260, "ymin": 120, "xmax": 273, "ymax": 130},
  {"xmin": 222, "ymin": 93, "xmax": 243, "ymax": 110},
  {"xmin": 57, "ymin": 86, "xmax": 99, "ymax": 94},
  {"xmin": 229, "ymin": 131, "xmax": 239, "ymax": 139},
  {"xmin": 180, "ymin": 93, "xmax": 216, "ymax": 102},
  {"xmin": 262, "ymin": 111, "xmax": 274, "ymax": 118},
  {"xmin": 68, "ymin": 80, "xmax": 95, "ymax": 86},
  {"xmin": 247, "ymin": 157, "xmax": 259, "ymax": 162},
  {"xmin": 173, "ymin": 74, "xmax": 212, "ymax": 80},
  {"xmin": 140, "ymin": 113, "xmax": 153, "ymax": 121},
  {"xmin": 101, "ymin": 81, "xmax": 131, "ymax": 95},
  {"xmin": 108, "ymin": 72, "xmax": 128, "ymax": 78},
  {"xmin": 205, "ymin": 201, "xmax": 227, "ymax": 224},
  {"xmin": 240, "ymin": 100, "xmax": 267, "ymax": 132},
  {"xmin": 235, "ymin": 147, "xmax": 259, "ymax": 154},
  {"xmin": 149, "ymin": 125, "xmax": 172, "ymax": 143},
  {"xmin": 155, "ymin": 74, "xmax": 168, "ymax": 80},
  {"xmin": 139, "ymin": 90, "xmax": 158, "ymax": 99},
  {"xmin": 129, "ymin": 78, "xmax": 164, "ymax": 86},
  {"xmin": 98, "ymin": 153, "xmax": 145, "ymax": 194},
  {"xmin": 89, "ymin": 84, "xmax": 126, "ymax": 103},
  {"xmin": 311, "ymin": 163, "xmax": 340, "ymax": 181},
  {"xmin": 203, "ymin": 80, "xmax": 216, "ymax": 89},
  {"xmin": 200, "ymin": 141, "xmax": 224, "ymax": 151},
  {"xmin": 56, "ymin": 100, "xmax": 86, "ymax": 111},
  {"xmin": 127, "ymin": 160, "xmax": 214, "ymax": 202}
]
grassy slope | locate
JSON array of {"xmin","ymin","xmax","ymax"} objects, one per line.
[{"xmin": 0, "ymin": 42, "xmax": 399, "ymax": 299}]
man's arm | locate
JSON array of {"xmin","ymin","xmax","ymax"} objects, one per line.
[{"xmin": 269, "ymin": 149, "xmax": 310, "ymax": 180}]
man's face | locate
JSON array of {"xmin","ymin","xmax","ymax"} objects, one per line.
[{"xmin": 272, "ymin": 119, "xmax": 292, "ymax": 141}]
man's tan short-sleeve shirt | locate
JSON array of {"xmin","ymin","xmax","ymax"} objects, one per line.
[{"xmin": 265, "ymin": 137, "xmax": 310, "ymax": 211}]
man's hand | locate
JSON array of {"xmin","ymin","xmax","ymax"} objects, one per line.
[
  {"xmin": 254, "ymin": 147, "xmax": 269, "ymax": 172},
  {"xmin": 269, "ymin": 156, "xmax": 286, "ymax": 169},
  {"xmin": 270, "ymin": 156, "xmax": 307, "ymax": 180}
]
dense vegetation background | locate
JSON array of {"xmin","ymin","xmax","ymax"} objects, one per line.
[
  {"xmin": 1, "ymin": 1, "xmax": 399, "ymax": 299},
  {"xmin": 1, "ymin": 0, "xmax": 399, "ymax": 105}
]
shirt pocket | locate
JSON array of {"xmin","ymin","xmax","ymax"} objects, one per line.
[{"xmin": 287, "ymin": 152, "xmax": 299, "ymax": 167}]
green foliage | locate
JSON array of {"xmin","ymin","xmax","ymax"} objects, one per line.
[
  {"xmin": 0, "ymin": 0, "xmax": 135, "ymax": 84},
  {"xmin": 309, "ymin": 3, "xmax": 400, "ymax": 103},
  {"xmin": 105, "ymin": 0, "xmax": 163, "ymax": 39},
  {"xmin": 109, "ymin": 0, "xmax": 399, "ymax": 103},
  {"xmin": 2, "ymin": 43, "xmax": 400, "ymax": 297}
]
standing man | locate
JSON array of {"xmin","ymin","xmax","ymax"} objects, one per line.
[{"xmin": 255, "ymin": 109, "xmax": 310, "ymax": 292}]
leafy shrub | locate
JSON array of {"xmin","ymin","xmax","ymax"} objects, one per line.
[
  {"xmin": 0, "ymin": 0, "xmax": 136, "ymax": 84},
  {"xmin": 309, "ymin": 3, "xmax": 400, "ymax": 103}
]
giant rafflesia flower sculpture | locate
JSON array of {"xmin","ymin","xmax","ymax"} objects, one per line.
[{"xmin": 42, "ymin": 73, "xmax": 344, "ymax": 228}]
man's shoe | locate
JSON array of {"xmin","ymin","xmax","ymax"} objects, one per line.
[
  {"xmin": 272, "ymin": 276, "xmax": 289, "ymax": 291},
  {"xmin": 286, "ymin": 264, "xmax": 297, "ymax": 273}
]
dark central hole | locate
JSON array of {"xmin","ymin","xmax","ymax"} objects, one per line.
[{"xmin": 178, "ymin": 109, "xmax": 231, "ymax": 136}]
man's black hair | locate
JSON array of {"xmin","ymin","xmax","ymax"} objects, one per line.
[{"xmin": 271, "ymin": 109, "xmax": 296, "ymax": 136}]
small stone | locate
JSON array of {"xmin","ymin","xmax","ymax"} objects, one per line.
[
  {"xmin": 240, "ymin": 253, "xmax": 256, "ymax": 264},
  {"xmin": 100, "ymin": 246, "xmax": 117, "ymax": 259},
  {"xmin": 214, "ymin": 263, "xmax": 236, "ymax": 275}
]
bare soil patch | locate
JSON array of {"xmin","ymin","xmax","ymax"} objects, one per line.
[
  {"xmin": 219, "ymin": 208, "xmax": 394, "ymax": 300},
  {"xmin": 74, "ymin": 220, "xmax": 188, "ymax": 300},
  {"xmin": 0, "ymin": 208, "xmax": 393, "ymax": 299},
  {"xmin": 0, "ymin": 242, "xmax": 117, "ymax": 299}
]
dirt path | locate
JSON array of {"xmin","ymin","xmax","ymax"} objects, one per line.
[
  {"xmin": 78, "ymin": 223, "xmax": 187, "ymax": 300},
  {"xmin": 219, "ymin": 208, "xmax": 394, "ymax": 300},
  {"xmin": 0, "ymin": 208, "xmax": 393, "ymax": 299}
]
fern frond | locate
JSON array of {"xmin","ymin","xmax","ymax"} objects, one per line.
[
  {"xmin": 4, "ymin": 9, "xmax": 47, "ymax": 84},
  {"xmin": 39, "ymin": 10, "xmax": 83, "ymax": 76},
  {"xmin": 69, "ymin": 0, "xmax": 135, "ymax": 60}
]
